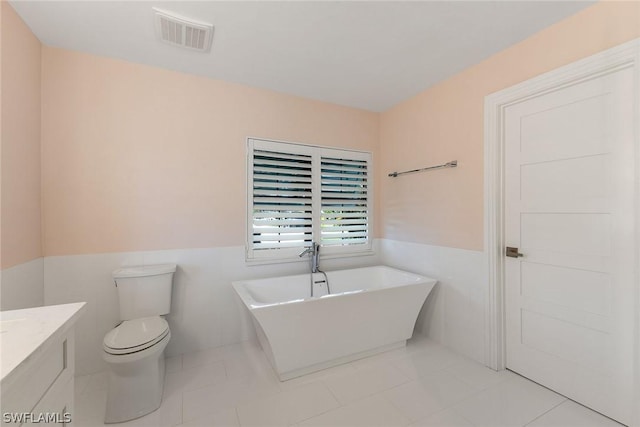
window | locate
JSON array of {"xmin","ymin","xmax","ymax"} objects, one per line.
[{"xmin": 247, "ymin": 138, "xmax": 372, "ymax": 261}]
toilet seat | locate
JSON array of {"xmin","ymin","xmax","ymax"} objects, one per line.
[{"xmin": 103, "ymin": 316, "xmax": 169, "ymax": 355}]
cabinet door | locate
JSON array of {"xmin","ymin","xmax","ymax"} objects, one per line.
[
  {"xmin": 1, "ymin": 334, "xmax": 75, "ymax": 427},
  {"xmin": 23, "ymin": 376, "xmax": 74, "ymax": 427}
]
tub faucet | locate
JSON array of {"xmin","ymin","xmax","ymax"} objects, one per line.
[{"xmin": 299, "ymin": 242, "xmax": 320, "ymax": 273}]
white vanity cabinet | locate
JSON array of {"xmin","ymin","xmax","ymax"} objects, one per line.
[{"xmin": 0, "ymin": 303, "xmax": 86, "ymax": 427}]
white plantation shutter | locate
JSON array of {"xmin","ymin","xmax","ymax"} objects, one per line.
[
  {"xmin": 250, "ymin": 147, "xmax": 313, "ymax": 255},
  {"xmin": 247, "ymin": 139, "xmax": 372, "ymax": 261},
  {"xmin": 320, "ymin": 156, "xmax": 369, "ymax": 247}
]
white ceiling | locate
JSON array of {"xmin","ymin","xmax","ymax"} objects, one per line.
[{"xmin": 10, "ymin": 1, "xmax": 594, "ymax": 112}]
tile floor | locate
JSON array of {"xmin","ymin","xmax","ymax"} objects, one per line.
[{"xmin": 74, "ymin": 337, "xmax": 622, "ymax": 427}]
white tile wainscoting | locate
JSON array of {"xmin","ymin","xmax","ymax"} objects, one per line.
[
  {"xmin": 43, "ymin": 243, "xmax": 383, "ymax": 375},
  {"xmin": 73, "ymin": 336, "xmax": 621, "ymax": 427},
  {"xmin": 39, "ymin": 238, "xmax": 484, "ymax": 375},
  {"xmin": 379, "ymin": 239, "xmax": 486, "ymax": 364},
  {"xmin": 0, "ymin": 257, "xmax": 44, "ymax": 311}
]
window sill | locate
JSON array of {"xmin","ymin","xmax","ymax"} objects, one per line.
[{"xmin": 245, "ymin": 249, "xmax": 376, "ymax": 267}]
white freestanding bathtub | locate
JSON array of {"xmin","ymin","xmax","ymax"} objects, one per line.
[{"xmin": 232, "ymin": 266, "xmax": 437, "ymax": 380}]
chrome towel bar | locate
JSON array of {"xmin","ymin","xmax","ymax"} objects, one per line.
[{"xmin": 388, "ymin": 160, "xmax": 457, "ymax": 178}]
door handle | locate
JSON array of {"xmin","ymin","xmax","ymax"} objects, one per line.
[{"xmin": 506, "ymin": 247, "xmax": 524, "ymax": 258}]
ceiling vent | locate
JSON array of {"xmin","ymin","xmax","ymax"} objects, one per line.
[{"xmin": 153, "ymin": 8, "xmax": 214, "ymax": 53}]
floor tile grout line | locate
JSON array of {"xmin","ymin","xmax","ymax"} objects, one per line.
[
  {"xmin": 323, "ymin": 372, "xmax": 414, "ymax": 407},
  {"xmin": 319, "ymin": 378, "xmax": 345, "ymax": 408},
  {"xmin": 288, "ymin": 389, "xmax": 343, "ymax": 426},
  {"xmin": 181, "ymin": 357, "xmax": 229, "ymax": 372},
  {"xmin": 410, "ymin": 369, "xmax": 495, "ymax": 424},
  {"xmin": 79, "ymin": 340, "xmax": 612, "ymax": 427},
  {"xmin": 237, "ymin": 355, "xmax": 428, "ymax": 425},
  {"xmin": 451, "ymin": 406, "xmax": 478, "ymax": 427},
  {"xmin": 177, "ymin": 364, "xmax": 283, "ymax": 400},
  {"xmin": 522, "ymin": 398, "xmax": 567, "ymax": 426},
  {"xmin": 446, "ymin": 370, "xmax": 568, "ymax": 427},
  {"xmin": 444, "ymin": 371, "xmax": 516, "ymax": 417},
  {"xmin": 443, "ymin": 364, "xmax": 514, "ymax": 391},
  {"xmin": 292, "ymin": 391, "xmax": 409, "ymax": 427},
  {"xmin": 377, "ymin": 382, "xmax": 424, "ymax": 424},
  {"xmin": 396, "ymin": 400, "xmax": 477, "ymax": 427},
  {"xmin": 234, "ymin": 381, "xmax": 342, "ymax": 426}
]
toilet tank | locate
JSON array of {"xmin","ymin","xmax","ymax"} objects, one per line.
[{"xmin": 112, "ymin": 264, "xmax": 177, "ymax": 321}]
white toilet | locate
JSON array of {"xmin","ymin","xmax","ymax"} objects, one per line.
[{"xmin": 103, "ymin": 263, "xmax": 177, "ymax": 423}]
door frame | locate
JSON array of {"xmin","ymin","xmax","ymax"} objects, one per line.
[{"xmin": 483, "ymin": 38, "xmax": 640, "ymax": 422}]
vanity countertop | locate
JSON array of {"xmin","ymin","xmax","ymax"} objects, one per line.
[{"xmin": 0, "ymin": 302, "xmax": 86, "ymax": 388}]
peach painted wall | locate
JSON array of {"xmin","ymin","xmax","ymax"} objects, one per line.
[
  {"xmin": 379, "ymin": 1, "xmax": 640, "ymax": 251},
  {"xmin": 1, "ymin": 0, "xmax": 3, "ymax": 266},
  {"xmin": 41, "ymin": 48, "xmax": 379, "ymax": 256},
  {"xmin": 1, "ymin": 1, "xmax": 42, "ymax": 268}
]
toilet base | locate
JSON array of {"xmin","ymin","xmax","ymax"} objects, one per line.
[{"xmin": 103, "ymin": 333, "xmax": 169, "ymax": 423}]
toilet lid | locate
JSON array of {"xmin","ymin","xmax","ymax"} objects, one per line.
[{"xmin": 104, "ymin": 316, "xmax": 169, "ymax": 352}]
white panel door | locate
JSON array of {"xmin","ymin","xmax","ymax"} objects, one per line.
[{"xmin": 505, "ymin": 67, "xmax": 635, "ymax": 425}]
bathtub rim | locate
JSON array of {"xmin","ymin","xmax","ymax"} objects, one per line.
[{"xmin": 232, "ymin": 265, "xmax": 436, "ymax": 310}]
